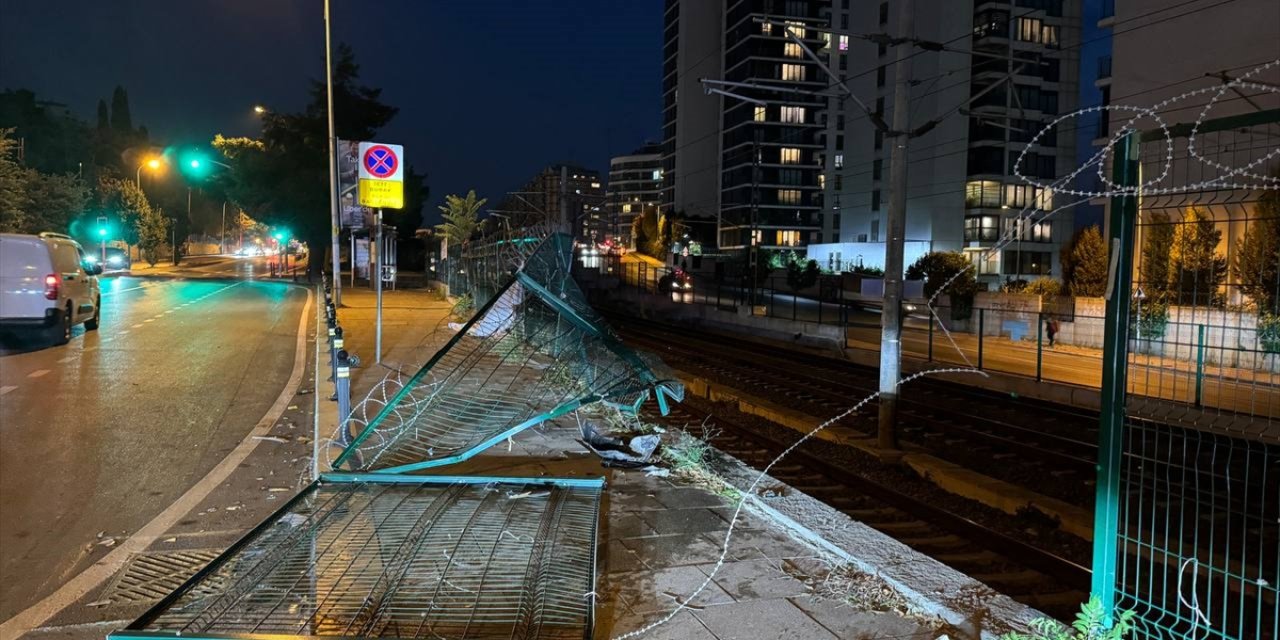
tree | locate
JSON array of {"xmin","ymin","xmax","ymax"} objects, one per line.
[
  {"xmin": 1062, "ymin": 225, "xmax": 1108, "ymax": 296},
  {"xmin": 786, "ymin": 259, "xmax": 820, "ymax": 292},
  {"xmin": 96, "ymin": 100, "xmax": 108, "ymax": 130},
  {"xmin": 1139, "ymin": 211, "xmax": 1175, "ymax": 297},
  {"xmin": 906, "ymin": 251, "xmax": 979, "ymax": 319},
  {"xmin": 1170, "ymin": 207, "xmax": 1226, "ymax": 306},
  {"xmin": 0, "ymin": 129, "xmax": 87, "ymax": 234},
  {"xmin": 110, "ymin": 86, "xmax": 132, "ymax": 134},
  {"xmin": 435, "ymin": 190, "xmax": 486, "ymax": 248},
  {"xmin": 631, "ymin": 208, "xmax": 665, "ymax": 258},
  {"xmin": 1234, "ymin": 189, "xmax": 1280, "ymax": 315},
  {"xmin": 98, "ymin": 177, "xmax": 153, "ymax": 246},
  {"xmin": 136, "ymin": 205, "xmax": 169, "ymax": 266},
  {"xmin": 211, "ymin": 44, "xmax": 401, "ymax": 277}
]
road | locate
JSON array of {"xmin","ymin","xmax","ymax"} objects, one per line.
[{"xmin": 0, "ymin": 267, "xmax": 309, "ymax": 622}]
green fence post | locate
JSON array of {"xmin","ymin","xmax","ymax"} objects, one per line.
[
  {"xmin": 1092, "ymin": 131, "xmax": 1140, "ymax": 625},
  {"xmin": 1195, "ymin": 324, "xmax": 1206, "ymax": 407},
  {"xmin": 978, "ymin": 308, "xmax": 985, "ymax": 370},
  {"xmin": 1036, "ymin": 312, "xmax": 1044, "ymax": 382}
]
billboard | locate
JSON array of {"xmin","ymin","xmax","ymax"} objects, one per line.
[{"xmin": 337, "ymin": 140, "xmax": 373, "ymax": 229}]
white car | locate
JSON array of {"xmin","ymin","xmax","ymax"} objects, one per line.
[{"xmin": 0, "ymin": 232, "xmax": 103, "ymax": 345}]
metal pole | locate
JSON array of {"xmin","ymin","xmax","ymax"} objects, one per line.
[
  {"xmin": 876, "ymin": 0, "xmax": 914, "ymax": 455},
  {"xmin": 1036, "ymin": 311, "xmax": 1044, "ymax": 381},
  {"xmin": 559, "ymin": 165, "xmax": 568, "ymax": 234},
  {"xmin": 221, "ymin": 201, "xmax": 226, "ymax": 254},
  {"xmin": 1195, "ymin": 324, "xmax": 1206, "ymax": 406},
  {"xmin": 374, "ymin": 208, "xmax": 383, "ymax": 364},
  {"xmin": 978, "ymin": 308, "xmax": 985, "ymax": 370},
  {"xmin": 1091, "ymin": 131, "xmax": 1139, "ymax": 625},
  {"xmin": 324, "ymin": 0, "xmax": 342, "ymax": 305}
]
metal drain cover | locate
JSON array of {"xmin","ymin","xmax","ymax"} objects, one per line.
[{"xmin": 101, "ymin": 549, "xmax": 221, "ymax": 604}]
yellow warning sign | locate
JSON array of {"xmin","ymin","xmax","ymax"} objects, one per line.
[{"xmin": 359, "ymin": 178, "xmax": 403, "ymax": 209}]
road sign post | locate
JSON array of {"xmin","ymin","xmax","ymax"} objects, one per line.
[{"xmin": 357, "ymin": 142, "xmax": 404, "ymax": 366}]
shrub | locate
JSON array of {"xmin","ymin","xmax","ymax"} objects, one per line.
[
  {"xmin": 1133, "ymin": 298, "xmax": 1169, "ymax": 340},
  {"xmin": 1025, "ymin": 277, "xmax": 1063, "ymax": 297},
  {"xmin": 1258, "ymin": 313, "xmax": 1280, "ymax": 354},
  {"xmin": 1001, "ymin": 596, "xmax": 1134, "ymax": 640},
  {"xmin": 907, "ymin": 251, "xmax": 978, "ymax": 319}
]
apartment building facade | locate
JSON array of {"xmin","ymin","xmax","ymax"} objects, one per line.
[{"xmin": 605, "ymin": 144, "xmax": 663, "ymax": 248}]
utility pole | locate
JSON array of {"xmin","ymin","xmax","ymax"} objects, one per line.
[
  {"xmin": 559, "ymin": 165, "xmax": 569, "ymax": 234},
  {"xmin": 324, "ymin": 0, "xmax": 343, "ymax": 305},
  {"xmin": 221, "ymin": 201, "xmax": 227, "ymax": 254},
  {"xmin": 750, "ymin": 134, "xmax": 761, "ymax": 306},
  {"xmin": 374, "ymin": 209, "xmax": 384, "ymax": 364},
  {"xmin": 877, "ymin": 0, "xmax": 915, "ymax": 455}
]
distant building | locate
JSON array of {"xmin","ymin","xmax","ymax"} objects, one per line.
[
  {"xmin": 606, "ymin": 144, "xmax": 663, "ymax": 248},
  {"xmin": 497, "ymin": 164, "xmax": 604, "ymax": 240}
]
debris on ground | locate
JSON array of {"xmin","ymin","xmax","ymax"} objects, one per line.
[
  {"xmin": 252, "ymin": 435, "xmax": 290, "ymax": 443},
  {"xmin": 578, "ymin": 421, "xmax": 660, "ymax": 468}
]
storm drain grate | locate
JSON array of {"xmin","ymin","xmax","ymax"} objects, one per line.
[{"xmin": 102, "ymin": 550, "xmax": 223, "ymax": 604}]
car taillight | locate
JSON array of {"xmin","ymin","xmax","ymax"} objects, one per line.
[{"xmin": 44, "ymin": 274, "xmax": 60, "ymax": 300}]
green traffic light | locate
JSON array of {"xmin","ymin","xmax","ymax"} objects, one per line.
[
  {"xmin": 190, "ymin": 159, "xmax": 201, "ymax": 169},
  {"xmin": 98, "ymin": 227, "xmax": 107, "ymax": 237}
]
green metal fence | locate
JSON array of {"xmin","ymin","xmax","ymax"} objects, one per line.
[{"xmin": 1093, "ymin": 112, "xmax": 1279, "ymax": 639}]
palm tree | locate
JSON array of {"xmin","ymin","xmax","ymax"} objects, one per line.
[{"xmin": 435, "ymin": 190, "xmax": 487, "ymax": 249}]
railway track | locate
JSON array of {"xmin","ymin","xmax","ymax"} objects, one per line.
[
  {"xmin": 609, "ymin": 314, "xmax": 1099, "ymax": 506},
  {"xmin": 641, "ymin": 399, "xmax": 1091, "ymax": 620}
]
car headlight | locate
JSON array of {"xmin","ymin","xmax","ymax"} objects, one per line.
[
  {"xmin": 85, "ymin": 255, "xmax": 99, "ymax": 264},
  {"xmin": 108, "ymin": 255, "xmax": 123, "ymax": 266}
]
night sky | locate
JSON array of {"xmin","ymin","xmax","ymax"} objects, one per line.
[{"xmin": 0, "ymin": 1, "xmax": 662, "ymax": 225}]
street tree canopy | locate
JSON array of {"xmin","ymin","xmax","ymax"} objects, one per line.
[
  {"xmin": 1235, "ymin": 187, "xmax": 1280, "ymax": 315},
  {"xmin": 436, "ymin": 190, "xmax": 487, "ymax": 246},
  {"xmin": 210, "ymin": 44, "xmax": 422, "ymax": 273},
  {"xmin": 1063, "ymin": 225, "xmax": 1108, "ymax": 297}
]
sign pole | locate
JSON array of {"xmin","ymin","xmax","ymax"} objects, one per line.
[{"xmin": 374, "ymin": 208, "xmax": 384, "ymax": 365}]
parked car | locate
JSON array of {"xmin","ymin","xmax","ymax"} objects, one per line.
[{"xmin": 0, "ymin": 232, "xmax": 103, "ymax": 345}]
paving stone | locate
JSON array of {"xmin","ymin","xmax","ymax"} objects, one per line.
[
  {"xmin": 652, "ymin": 486, "xmax": 731, "ymax": 509},
  {"xmin": 789, "ymin": 595, "xmax": 943, "ymax": 639},
  {"xmin": 603, "ymin": 610, "xmax": 720, "ymax": 640},
  {"xmin": 694, "ymin": 598, "xmax": 840, "ymax": 640},
  {"xmin": 701, "ymin": 527, "xmax": 811, "ymax": 562},
  {"xmin": 609, "ymin": 488, "xmax": 668, "ymax": 512},
  {"xmin": 609, "ymin": 512, "xmax": 659, "ymax": 539},
  {"xmin": 604, "ymin": 539, "xmax": 648, "ymax": 573},
  {"xmin": 700, "ymin": 558, "xmax": 812, "ymax": 601},
  {"xmin": 622, "ymin": 532, "xmax": 728, "ymax": 568},
  {"xmin": 639, "ymin": 507, "xmax": 728, "ymax": 534},
  {"xmin": 612, "ymin": 565, "xmax": 736, "ymax": 614}
]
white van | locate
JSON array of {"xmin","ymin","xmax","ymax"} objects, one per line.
[{"xmin": 0, "ymin": 232, "xmax": 103, "ymax": 345}]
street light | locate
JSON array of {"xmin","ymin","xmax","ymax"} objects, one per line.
[
  {"xmin": 136, "ymin": 156, "xmax": 163, "ymax": 188},
  {"xmin": 253, "ymin": 105, "xmax": 267, "ymax": 115}
]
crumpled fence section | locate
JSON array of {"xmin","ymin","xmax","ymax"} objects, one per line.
[{"xmin": 111, "ymin": 233, "xmax": 680, "ymax": 640}]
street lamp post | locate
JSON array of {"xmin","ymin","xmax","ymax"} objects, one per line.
[{"xmin": 136, "ymin": 157, "xmax": 161, "ymax": 189}]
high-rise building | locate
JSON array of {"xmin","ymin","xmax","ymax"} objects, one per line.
[
  {"xmin": 606, "ymin": 144, "xmax": 663, "ymax": 248},
  {"xmin": 496, "ymin": 165, "xmax": 605, "ymax": 239},
  {"xmin": 807, "ymin": 0, "xmax": 1081, "ymax": 285},
  {"xmin": 661, "ymin": 0, "xmax": 828, "ymax": 255}
]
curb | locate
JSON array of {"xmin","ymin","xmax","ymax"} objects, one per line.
[
  {"xmin": 703, "ymin": 437, "xmax": 1044, "ymax": 639},
  {"xmin": 676, "ymin": 369, "xmax": 1094, "ymax": 541}
]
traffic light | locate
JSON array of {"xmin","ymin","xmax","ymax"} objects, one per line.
[
  {"xmin": 178, "ymin": 149, "xmax": 211, "ymax": 179},
  {"xmin": 96, "ymin": 216, "xmax": 109, "ymax": 238}
]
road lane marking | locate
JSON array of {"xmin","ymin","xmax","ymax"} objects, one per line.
[
  {"xmin": 0, "ymin": 386, "xmax": 16, "ymax": 396},
  {"xmin": 164, "ymin": 310, "xmax": 174, "ymax": 314},
  {"xmin": 119, "ymin": 330, "xmax": 129, "ymax": 335},
  {"xmin": 27, "ymin": 369, "xmax": 50, "ymax": 379},
  {"xmin": 102, "ymin": 285, "xmax": 148, "ymax": 296},
  {"xmin": 132, "ymin": 324, "xmax": 143, "ymax": 328},
  {"xmin": 0, "ymin": 287, "xmax": 313, "ymax": 638},
  {"xmin": 144, "ymin": 319, "xmax": 155, "ymax": 323},
  {"xmin": 57, "ymin": 356, "xmax": 76, "ymax": 363}
]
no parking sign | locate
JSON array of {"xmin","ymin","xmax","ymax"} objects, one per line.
[{"xmin": 357, "ymin": 142, "xmax": 404, "ymax": 209}]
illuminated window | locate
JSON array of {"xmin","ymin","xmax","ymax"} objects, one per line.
[
  {"xmin": 1030, "ymin": 221, "xmax": 1052, "ymax": 242},
  {"xmin": 964, "ymin": 215, "xmax": 999, "ymax": 241},
  {"xmin": 818, "ymin": 173, "xmax": 826, "ymax": 189},
  {"xmin": 965, "ymin": 180, "xmax": 1002, "ymax": 208},
  {"xmin": 777, "ymin": 230, "xmax": 801, "ymax": 246},
  {"xmin": 834, "ymin": 153, "xmax": 844, "ymax": 169},
  {"xmin": 839, "ymin": 35, "xmax": 849, "ymax": 51},
  {"xmin": 752, "ymin": 229, "xmax": 762, "ymax": 245},
  {"xmin": 785, "ymin": 21, "xmax": 806, "ymax": 38},
  {"xmin": 778, "ymin": 189, "xmax": 801, "ymax": 205},
  {"xmin": 780, "ymin": 147, "xmax": 802, "ymax": 164},
  {"xmin": 754, "ymin": 105, "xmax": 767, "ymax": 121},
  {"xmin": 762, "ymin": 22, "xmax": 773, "ymax": 35},
  {"xmin": 652, "ymin": 169, "xmax": 663, "ymax": 180},
  {"xmin": 1017, "ymin": 17, "xmax": 1044, "ymax": 43},
  {"xmin": 780, "ymin": 106, "xmax": 805, "ymax": 123},
  {"xmin": 784, "ymin": 42, "xmax": 803, "ymax": 58},
  {"xmin": 781, "ymin": 63, "xmax": 806, "ymax": 81}
]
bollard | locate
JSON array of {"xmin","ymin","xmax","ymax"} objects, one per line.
[
  {"xmin": 329, "ymin": 326, "xmax": 344, "ymax": 390},
  {"xmin": 335, "ymin": 350, "xmax": 352, "ymax": 446}
]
